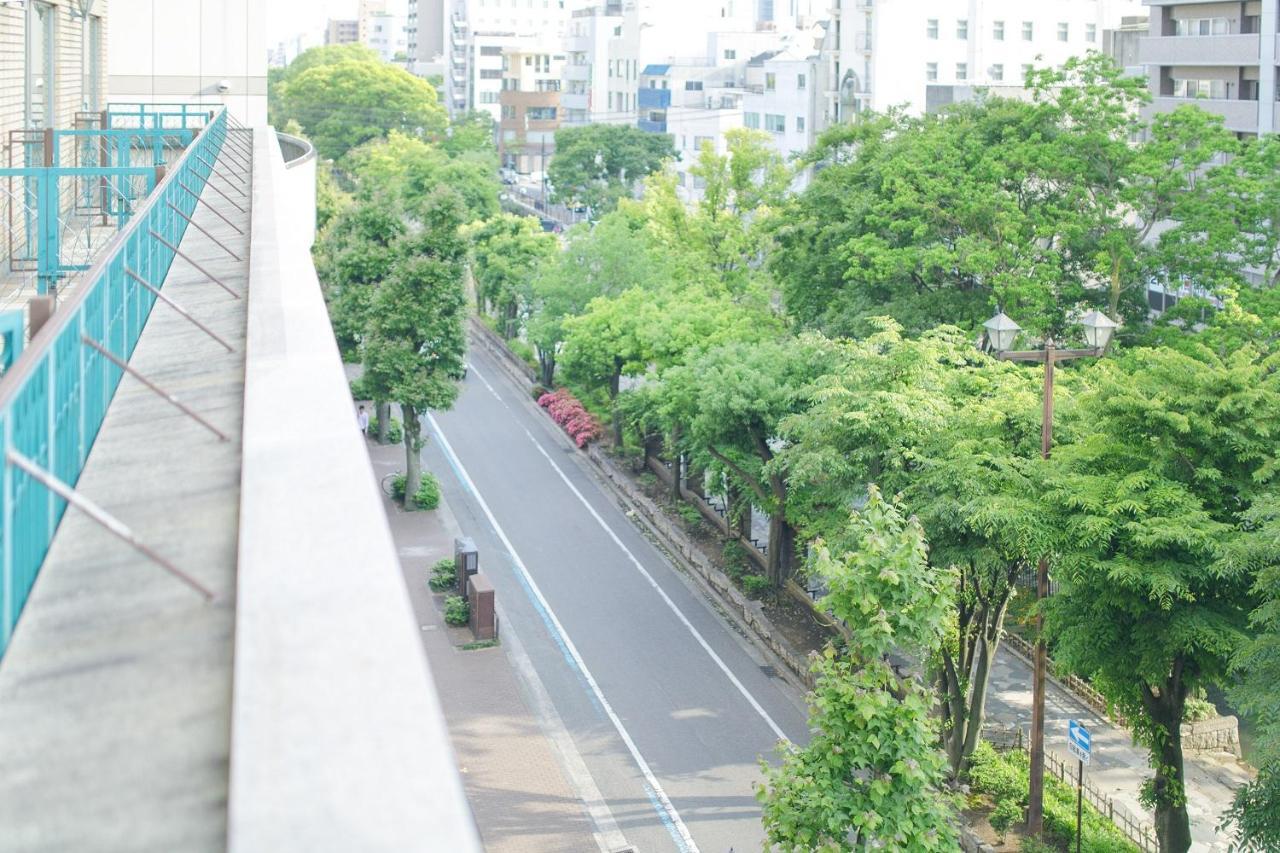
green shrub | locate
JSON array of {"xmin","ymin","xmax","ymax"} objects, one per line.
[
  {"xmin": 722, "ymin": 540, "xmax": 748, "ymax": 579},
  {"xmin": 1019, "ymin": 839, "xmax": 1058, "ymax": 853},
  {"xmin": 637, "ymin": 471, "xmax": 658, "ymax": 490},
  {"xmin": 368, "ymin": 415, "xmax": 404, "ymax": 444},
  {"xmin": 990, "ymin": 799, "xmax": 1022, "ymax": 840},
  {"xmin": 444, "ymin": 595, "xmax": 470, "ymax": 626},
  {"xmin": 1184, "ymin": 688, "xmax": 1216, "ymax": 722},
  {"xmin": 742, "ymin": 574, "xmax": 771, "ymax": 599},
  {"xmin": 349, "ymin": 376, "xmax": 370, "ymax": 400},
  {"xmin": 414, "ymin": 472, "xmax": 441, "ymax": 510},
  {"xmin": 428, "ymin": 558, "xmax": 456, "ymax": 592},
  {"xmin": 509, "ymin": 339, "xmax": 536, "ymax": 367},
  {"xmin": 531, "ymin": 383, "xmax": 547, "ymax": 401},
  {"xmin": 675, "ymin": 503, "xmax": 703, "ymax": 527},
  {"xmin": 969, "ymin": 741, "xmax": 1025, "ymax": 802},
  {"xmin": 390, "ymin": 473, "xmax": 406, "ymax": 501}
]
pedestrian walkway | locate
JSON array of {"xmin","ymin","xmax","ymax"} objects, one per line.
[
  {"xmin": 365, "ymin": 436, "xmax": 602, "ymax": 853},
  {"xmin": 985, "ymin": 647, "xmax": 1253, "ymax": 852}
]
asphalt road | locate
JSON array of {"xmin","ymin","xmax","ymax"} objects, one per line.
[{"xmin": 421, "ymin": 343, "xmax": 810, "ymax": 853}]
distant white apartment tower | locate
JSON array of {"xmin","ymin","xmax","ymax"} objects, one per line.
[
  {"xmin": 364, "ymin": 10, "xmax": 408, "ymax": 62},
  {"xmin": 445, "ymin": 0, "xmax": 570, "ymax": 117},
  {"xmin": 109, "ymin": 0, "xmax": 266, "ymax": 126},
  {"xmin": 742, "ymin": 42, "xmax": 822, "ymax": 163},
  {"xmin": 1138, "ymin": 0, "xmax": 1280, "ymax": 136},
  {"xmin": 824, "ymin": 0, "xmax": 1145, "ymax": 121},
  {"xmin": 407, "ymin": 0, "xmax": 445, "ymax": 76},
  {"xmin": 639, "ymin": 62, "xmax": 746, "ymax": 201}
]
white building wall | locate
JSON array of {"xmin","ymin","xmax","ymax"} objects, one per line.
[
  {"xmin": 108, "ymin": 0, "xmax": 266, "ymax": 126},
  {"xmin": 743, "ymin": 55, "xmax": 817, "ymax": 162},
  {"xmin": 668, "ymin": 105, "xmax": 744, "ymax": 201}
]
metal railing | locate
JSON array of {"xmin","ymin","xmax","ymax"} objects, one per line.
[{"xmin": 0, "ymin": 107, "xmax": 231, "ymax": 656}]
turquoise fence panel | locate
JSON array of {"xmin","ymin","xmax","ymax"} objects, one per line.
[{"xmin": 0, "ymin": 107, "xmax": 230, "ymax": 657}]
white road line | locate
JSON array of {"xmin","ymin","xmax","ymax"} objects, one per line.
[
  {"xmin": 467, "ymin": 360, "xmax": 792, "ymax": 745},
  {"xmin": 499, "ymin": 604, "xmax": 629, "ymax": 853},
  {"xmin": 426, "ymin": 412, "xmax": 700, "ymax": 853}
]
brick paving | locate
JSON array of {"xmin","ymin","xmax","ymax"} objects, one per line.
[{"xmin": 366, "ymin": 436, "xmax": 601, "ymax": 853}]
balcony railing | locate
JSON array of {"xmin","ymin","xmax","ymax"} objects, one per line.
[{"xmin": 0, "ymin": 106, "xmax": 232, "ymax": 656}]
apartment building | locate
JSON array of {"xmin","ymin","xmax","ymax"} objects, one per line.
[
  {"xmin": 407, "ymin": 0, "xmax": 445, "ymax": 76},
  {"xmin": 639, "ymin": 62, "xmax": 745, "ymax": 200},
  {"xmin": 325, "ymin": 19, "xmax": 360, "ymax": 46},
  {"xmin": 364, "ymin": 10, "xmax": 408, "ymax": 62},
  {"xmin": 0, "ymin": 0, "xmax": 108, "ymax": 143},
  {"xmin": 498, "ymin": 46, "xmax": 564, "ymax": 175},
  {"xmin": 824, "ymin": 0, "xmax": 1144, "ymax": 121},
  {"xmin": 108, "ymin": 0, "xmax": 266, "ymax": 126},
  {"xmin": 444, "ymin": 0, "xmax": 570, "ymax": 118},
  {"xmin": 742, "ymin": 42, "xmax": 821, "ymax": 163},
  {"xmin": 1138, "ymin": 0, "xmax": 1279, "ymax": 136}
]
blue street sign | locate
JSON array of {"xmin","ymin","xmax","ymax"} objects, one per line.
[{"xmin": 1068, "ymin": 720, "xmax": 1091, "ymax": 764}]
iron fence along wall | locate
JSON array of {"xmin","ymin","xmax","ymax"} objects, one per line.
[{"xmin": 0, "ymin": 108, "xmax": 230, "ymax": 657}]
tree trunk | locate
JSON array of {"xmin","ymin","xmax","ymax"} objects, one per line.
[
  {"xmin": 1109, "ymin": 252, "xmax": 1122, "ymax": 319},
  {"xmin": 503, "ymin": 303, "xmax": 518, "ymax": 340},
  {"xmin": 376, "ymin": 401, "xmax": 390, "ymax": 445},
  {"xmin": 1145, "ymin": 679, "xmax": 1192, "ymax": 853},
  {"xmin": 669, "ymin": 427, "xmax": 683, "ymax": 503},
  {"xmin": 940, "ymin": 651, "xmax": 967, "ymax": 776},
  {"xmin": 765, "ymin": 514, "xmax": 795, "ymax": 586},
  {"xmin": 402, "ymin": 404, "xmax": 424, "ymax": 510},
  {"xmin": 609, "ymin": 359, "xmax": 623, "ymax": 447},
  {"xmin": 537, "ymin": 347, "xmax": 556, "ymax": 386}
]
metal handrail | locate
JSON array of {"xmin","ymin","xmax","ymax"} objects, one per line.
[{"xmin": 0, "ymin": 107, "xmax": 231, "ymax": 655}]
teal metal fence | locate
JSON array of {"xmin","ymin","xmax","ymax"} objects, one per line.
[{"xmin": 0, "ymin": 107, "xmax": 230, "ymax": 656}]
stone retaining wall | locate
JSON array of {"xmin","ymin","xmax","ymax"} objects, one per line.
[{"xmin": 1182, "ymin": 714, "xmax": 1242, "ymax": 758}]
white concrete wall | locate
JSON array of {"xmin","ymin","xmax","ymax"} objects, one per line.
[{"xmin": 108, "ymin": 0, "xmax": 266, "ymax": 127}]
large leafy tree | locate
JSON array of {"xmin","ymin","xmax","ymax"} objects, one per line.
[
  {"xmin": 1223, "ymin": 496, "xmax": 1280, "ymax": 850},
  {"xmin": 314, "ymin": 197, "xmax": 406, "ymax": 357},
  {"xmin": 467, "ymin": 213, "xmax": 558, "ymax": 339},
  {"xmin": 758, "ymin": 488, "xmax": 957, "ymax": 851},
  {"xmin": 360, "ymin": 189, "xmax": 468, "ymax": 505},
  {"xmin": 526, "ymin": 205, "xmax": 671, "ymax": 385},
  {"xmin": 654, "ymin": 335, "xmax": 836, "ymax": 585},
  {"xmin": 342, "ymin": 130, "xmax": 498, "ymax": 222},
  {"xmin": 548, "ymin": 124, "xmax": 675, "ymax": 214},
  {"xmin": 781, "ymin": 320, "xmax": 1053, "ymax": 775},
  {"xmin": 278, "ymin": 60, "xmax": 447, "ymax": 160},
  {"xmin": 1043, "ymin": 343, "xmax": 1280, "ymax": 852}
]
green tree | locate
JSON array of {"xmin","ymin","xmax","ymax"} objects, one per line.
[
  {"xmin": 441, "ymin": 110, "xmax": 497, "ymax": 159},
  {"xmin": 279, "ymin": 60, "xmax": 447, "ymax": 160},
  {"xmin": 1223, "ymin": 495, "xmax": 1280, "ymax": 850},
  {"xmin": 655, "ymin": 335, "xmax": 835, "ymax": 585},
  {"xmin": 314, "ymin": 197, "xmax": 406, "ymax": 357},
  {"xmin": 468, "ymin": 213, "xmax": 558, "ymax": 338},
  {"xmin": 342, "ymin": 130, "xmax": 498, "ymax": 222},
  {"xmin": 1043, "ymin": 344, "xmax": 1279, "ymax": 852},
  {"xmin": 269, "ymin": 44, "xmax": 382, "ymax": 127},
  {"xmin": 360, "ymin": 189, "xmax": 468, "ymax": 505},
  {"xmin": 526, "ymin": 206, "xmax": 671, "ymax": 385},
  {"xmin": 548, "ymin": 124, "xmax": 676, "ymax": 214},
  {"xmin": 758, "ymin": 487, "xmax": 957, "ymax": 851}
]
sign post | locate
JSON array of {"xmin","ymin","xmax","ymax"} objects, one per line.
[{"xmin": 1067, "ymin": 720, "xmax": 1091, "ymax": 853}]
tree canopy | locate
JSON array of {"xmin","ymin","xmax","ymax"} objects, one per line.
[{"xmin": 548, "ymin": 124, "xmax": 676, "ymax": 214}]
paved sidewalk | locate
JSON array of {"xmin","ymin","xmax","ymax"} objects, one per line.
[
  {"xmin": 366, "ymin": 436, "xmax": 602, "ymax": 853},
  {"xmin": 985, "ymin": 647, "xmax": 1253, "ymax": 851}
]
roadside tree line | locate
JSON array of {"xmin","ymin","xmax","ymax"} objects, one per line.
[{"xmin": 468, "ymin": 55, "xmax": 1280, "ymax": 852}]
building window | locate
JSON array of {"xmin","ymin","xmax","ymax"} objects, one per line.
[
  {"xmin": 501, "ymin": 105, "xmax": 516, "ymax": 119},
  {"xmin": 764, "ymin": 113, "xmax": 786, "ymax": 133},
  {"xmin": 744, "ymin": 111, "xmax": 760, "ymax": 129},
  {"xmin": 797, "ymin": 73, "xmax": 806, "ymax": 89},
  {"xmin": 956, "ymin": 62, "xmax": 967, "ymax": 81},
  {"xmin": 1057, "ymin": 22, "xmax": 1069, "ymax": 42},
  {"xmin": 1172, "ymin": 78, "xmax": 1231, "ymax": 99},
  {"xmin": 990, "ymin": 64, "xmax": 1003, "ymax": 82},
  {"xmin": 1022, "ymin": 21, "xmax": 1033, "ymax": 41},
  {"xmin": 481, "ymin": 69, "xmax": 502, "ymax": 79},
  {"xmin": 796, "ymin": 115, "xmax": 805, "ymax": 132},
  {"xmin": 684, "ymin": 80, "xmax": 703, "ymax": 90},
  {"xmin": 481, "ymin": 45, "xmax": 503, "ymax": 55},
  {"xmin": 1174, "ymin": 17, "xmax": 1232, "ymax": 36},
  {"xmin": 1022, "ymin": 64, "xmax": 1033, "ymax": 82},
  {"xmin": 765, "ymin": 72, "xmax": 776, "ymax": 91},
  {"xmin": 956, "ymin": 19, "xmax": 968, "ymax": 39},
  {"xmin": 694, "ymin": 135, "xmax": 714, "ymax": 150},
  {"xmin": 926, "ymin": 18, "xmax": 938, "ymax": 39},
  {"xmin": 926, "ymin": 62, "xmax": 938, "ymax": 82},
  {"xmin": 481, "ymin": 91, "xmax": 500, "ymax": 103},
  {"xmin": 993, "ymin": 20, "xmax": 1004, "ymax": 40},
  {"xmin": 724, "ymin": 49, "xmax": 736, "ymax": 59},
  {"xmin": 1085, "ymin": 23, "xmax": 1096, "ymax": 43},
  {"xmin": 527, "ymin": 106, "xmax": 557, "ymax": 120}
]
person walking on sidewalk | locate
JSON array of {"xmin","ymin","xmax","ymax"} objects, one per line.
[{"xmin": 357, "ymin": 404, "xmax": 369, "ymax": 435}]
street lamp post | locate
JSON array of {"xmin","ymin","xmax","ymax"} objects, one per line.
[{"xmin": 981, "ymin": 308, "xmax": 1118, "ymax": 836}]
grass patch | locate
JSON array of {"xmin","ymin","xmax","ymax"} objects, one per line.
[{"xmin": 459, "ymin": 638, "xmax": 500, "ymax": 651}]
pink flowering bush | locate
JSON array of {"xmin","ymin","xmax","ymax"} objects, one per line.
[{"xmin": 538, "ymin": 388, "xmax": 602, "ymax": 448}]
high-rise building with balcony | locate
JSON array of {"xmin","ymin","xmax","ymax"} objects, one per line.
[
  {"xmin": 325, "ymin": 18, "xmax": 360, "ymax": 46},
  {"xmin": 1138, "ymin": 0, "xmax": 1279, "ymax": 136},
  {"xmin": 445, "ymin": 0, "xmax": 570, "ymax": 119},
  {"xmin": 407, "ymin": 0, "xmax": 446, "ymax": 77}
]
